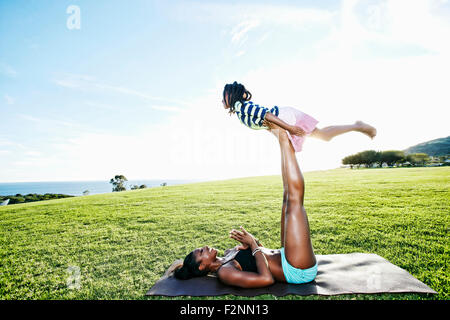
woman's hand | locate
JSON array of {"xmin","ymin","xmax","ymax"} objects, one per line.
[
  {"xmin": 288, "ymin": 125, "xmax": 306, "ymax": 137},
  {"xmin": 224, "ymin": 244, "xmax": 247, "ymax": 255},
  {"xmin": 229, "ymin": 226, "xmax": 257, "ymax": 250}
]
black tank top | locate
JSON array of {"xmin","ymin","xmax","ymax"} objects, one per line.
[{"xmin": 233, "ymin": 248, "xmax": 257, "ymax": 272}]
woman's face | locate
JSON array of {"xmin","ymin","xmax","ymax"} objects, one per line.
[{"xmin": 193, "ymin": 245, "xmax": 218, "ymax": 271}]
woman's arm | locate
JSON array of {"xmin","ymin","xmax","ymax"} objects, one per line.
[
  {"xmin": 219, "ymin": 227, "xmax": 274, "ymax": 288},
  {"xmin": 264, "ymin": 113, "xmax": 305, "ymax": 136}
]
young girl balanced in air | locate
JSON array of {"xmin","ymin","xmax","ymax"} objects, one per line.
[{"xmin": 222, "ymin": 81, "xmax": 376, "ymax": 152}]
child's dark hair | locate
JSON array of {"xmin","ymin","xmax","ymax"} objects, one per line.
[
  {"xmin": 223, "ymin": 81, "xmax": 252, "ymax": 114},
  {"xmin": 174, "ymin": 251, "xmax": 209, "ymax": 280}
]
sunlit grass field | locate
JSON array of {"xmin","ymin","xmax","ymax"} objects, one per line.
[{"xmin": 0, "ymin": 167, "xmax": 448, "ymax": 300}]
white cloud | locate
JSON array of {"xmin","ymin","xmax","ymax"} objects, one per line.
[
  {"xmin": 384, "ymin": 0, "xmax": 450, "ymax": 54},
  {"xmin": 17, "ymin": 114, "xmax": 42, "ymax": 123},
  {"xmin": 335, "ymin": 0, "xmax": 450, "ymax": 56},
  {"xmin": 84, "ymin": 101, "xmax": 120, "ymax": 111},
  {"xmin": 171, "ymin": 1, "xmax": 335, "ymax": 48},
  {"xmin": 255, "ymin": 31, "xmax": 271, "ymax": 45},
  {"xmin": 0, "ymin": 63, "xmax": 17, "ymax": 77},
  {"xmin": 84, "ymin": 101, "xmax": 184, "ymax": 113},
  {"xmin": 24, "ymin": 151, "xmax": 42, "ymax": 157},
  {"xmin": 52, "ymin": 73, "xmax": 95, "ymax": 88},
  {"xmin": 230, "ymin": 20, "xmax": 260, "ymax": 46},
  {"xmin": 53, "ymin": 73, "xmax": 192, "ymax": 108},
  {"xmin": 150, "ymin": 105, "xmax": 186, "ymax": 113},
  {"xmin": 17, "ymin": 114, "xmax": 78, "ymax": 128},
  {"xmin": 4, "ymin": 94, "xmax": 15, "ymax": 105},
  {"xmin": 172, "ymin": 1, "xmax": 335, "ymax": 26},
  {"xmin": 0, "ymin": 137, "xmax": 26, "ymax": 150},
  {"xmin": 11, "ymin": 160, "xmax": 35, "ymax": 166},
  {"xmin": 0, "ymin": 138, "xmax": 14, "ymax": 147}
]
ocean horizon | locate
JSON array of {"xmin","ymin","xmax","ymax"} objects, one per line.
[{"xmin": 0, "ymin": 179, "xmax": 205, "ymax": 197}]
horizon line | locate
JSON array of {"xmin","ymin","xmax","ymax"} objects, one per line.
[{"xmin": 0, "ymin": 167, "xmax": 340, "ymax": 184}]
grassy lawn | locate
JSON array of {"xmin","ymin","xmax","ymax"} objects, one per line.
[{"xmin": 0, "ymin": 167, "xmax": 448, "ymax": 300}]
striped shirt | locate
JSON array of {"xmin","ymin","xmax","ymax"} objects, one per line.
[{"xmin": 233, "ymin": 101, "xmax": 280, "ymax": 130}]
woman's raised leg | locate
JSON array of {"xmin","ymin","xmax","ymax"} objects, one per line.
[
  {"xmin": 278, "ymin": 130, "xmax": 316, "ymax": 269},
  {"xmin": 266, "ymin": 126, "xmax": 289, "ymax": 247},
  {"xmin": 280, "ymin": 138, "xmax": 288, "ymax": 247}
]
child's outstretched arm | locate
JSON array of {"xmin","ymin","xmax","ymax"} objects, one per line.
[{"xmin": 264, "ymin": 112, "xmax": 305, "ymax": 136}]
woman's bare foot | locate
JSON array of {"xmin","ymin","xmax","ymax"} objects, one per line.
[
  {"xmin": 263, "ymin": 120, "xmax": 288, "ymax": 141},
  {"xmin": 355, "ymin": 121, "xmax": 377, "ymax": 139},
  {"xmin": 263, "ymin": 120, "xmax": 279, "ymax": 137}
]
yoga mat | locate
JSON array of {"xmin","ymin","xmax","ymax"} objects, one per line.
[{"xmin": 146, "ymin": 253, "xmax": 436, "ymax": 297}]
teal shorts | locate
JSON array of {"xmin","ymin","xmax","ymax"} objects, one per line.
[{"xmin": 280, "ymin": 248, "xmax": 318, "ymax": 284}]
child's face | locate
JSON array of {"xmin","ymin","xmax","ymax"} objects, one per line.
[{"xmin": 222, "ymin": 92, "xmax": 230, "ymax": 109}]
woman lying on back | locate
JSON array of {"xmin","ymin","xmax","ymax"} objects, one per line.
[{"xmin": 172, "ymin": 127, "xmax": 317, "ymax": 287}]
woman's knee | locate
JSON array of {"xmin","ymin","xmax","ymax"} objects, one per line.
[
  {"xmin": 283, "ymin": 189, "xmax": 288, "ymax": 204},
  {"xmin": 287, "ymin": 181, "xmax": 303, "ymax": 199},
  {"xmin": 286, "ymin": 197, "xmax": 303, "ymax": 210}
]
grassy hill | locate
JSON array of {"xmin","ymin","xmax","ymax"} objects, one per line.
[
  {"xmin": 0, "ymin": 167, "xmax": 448, "ymax": 300},
  {"xmin": 404, "ymin": 136, "xmax": 450, "ymax": 156}
]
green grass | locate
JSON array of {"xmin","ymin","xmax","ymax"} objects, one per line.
[{"xmin": 0, "ymin": 167, "xmax": 448, "ymax": 300}]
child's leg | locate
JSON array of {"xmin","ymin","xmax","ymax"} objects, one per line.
[{"xmin": 310, "ymin": 121, "xmax": 377, "ymax": 141}]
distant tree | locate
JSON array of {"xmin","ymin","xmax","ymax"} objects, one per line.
[
  {"xmin": 355, "ymin": 153, "xmax": 364, "ymax": 167},
  {"xmin": 110, "ymin": 175, "xmax": 128, "ymax": 192},
  {"xmin": 1, "ymin": 193, "xmax": 72, "ymax": 205},
  {"xmin": 160, "ymin": 182, "xmax": 167, "ymax": 186},
  {"xmin": 438, "ymin": 156, "xmax": 446, "ymax": 163},
  {"xmin": 406, "ymin": 153, "xmax": 430, "ymax": 166},
  {"xmin": 358, "ymin": 150, "xmax": 380, "ymax": 167},
  {"xmin": 343, "ymin": 151, "xmax": 373, "ymax": 168},
  {"xmin": 379, "ymin": 150, "xmax": 405, "ymax": 167},
  {"xmin": 25, "ymin": 193, "xmax": 39, "ymax": 202},
  {"xmin": 9, "ymin": 196, "xmax": 25, "ymax": 204},
  {"xmin": 342, "ymin": 154, "xmax": 357, "ymax": 169},
  {"xmin": 343, "ymin": 150, "xmax": 406, "ymax": 168},
  {"xmin": 131, "ymin": 184, "xmax": 147, "ymax": 190},
  {"xmin": 83, "ymin": 190, "xmax": 90, "ymax": 196}
]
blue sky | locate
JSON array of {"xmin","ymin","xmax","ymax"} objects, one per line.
[{"xmin": 1, "ymin": 0, "xmax": 450, "ymax": 182}]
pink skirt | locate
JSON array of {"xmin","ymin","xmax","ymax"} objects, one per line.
[{"xmin": 277, "ymin": 106, "xmax": 319, "ymax": 152}]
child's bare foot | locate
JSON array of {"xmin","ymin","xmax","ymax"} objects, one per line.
[{"xmin": 355, "ymin": 121, "xmax": 377, "ymax": 139}]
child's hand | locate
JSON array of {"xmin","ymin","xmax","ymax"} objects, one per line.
[
  {"xmin": 263, "ymin": 119, "xmax": 281, "ymax": 130},
  {"xmin": 289, "ymin": 125, "xmax": 306, "ymax": 137},
  {"xmin": 262, "ymin": 119, "xmax": 272, "ymax": 129}
]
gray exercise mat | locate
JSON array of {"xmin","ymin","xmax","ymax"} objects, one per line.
[{"xmin": 146, "ymin": 253, "xmax": 436, "ymax": 297}]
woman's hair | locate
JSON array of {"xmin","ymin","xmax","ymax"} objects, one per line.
[
  {"xmin": 174, "ymin": 251, "xmax": 209, "ymax": 280},
  {"xmin": 223, "ymin": 81, "xmax": 252, "ymax": 115}
]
